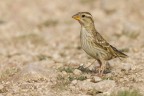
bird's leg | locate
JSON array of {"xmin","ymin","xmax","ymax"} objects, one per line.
[
  {"xmin": 85, "ymin": 60, "xmax": 96, "ymax": 68},
  {"xmin": 100, "ymin": 64, "xmax": 105, "ymax": 76},
  {"xmin": 96, "ymin": 59, "xmax": 107, "ymax": 76},
  {"xmin": 97, "ymin": 59, "xmax": 102, "ymax": 75},
  {"xmin": 106, "ymin": 62, "xmax": 111, "ymax": 73},
  {"xmin": 100, "ymin": 60, "xmax": 107, "ymax": 76},
  {"xmin": 98, "ymin": 66, "xmax": 101, "ymax": 75},
  {"xmin": 78, "ymin": 60, "xmax": 96, "ymax": 72}
]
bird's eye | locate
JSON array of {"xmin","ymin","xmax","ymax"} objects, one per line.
[{"xmin": 82, "ymin": 15, "xmax": 85, "ymax": 18}]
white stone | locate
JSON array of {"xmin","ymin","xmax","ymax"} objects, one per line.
[
  {"xmin": 92, "ymin": 76, "xmax": 102, "ymax": 83},
  {"xmin": 71, "ymin": 80, "xmax": 78, "ymax": 85},
  {"xmin": 86, "ymin": 79, "xmax": 92, "ymax": 82},
  {"xmin": 62, "ymin": 71, "xmax": 67, "ymax": 76},
  {"xmin": 73, "ymin": 69, "xmax": 82, "ymax": 75}
]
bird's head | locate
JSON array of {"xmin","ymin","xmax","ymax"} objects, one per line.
[{"xmin": 72, "ymin": 12, "xmax": 94, "ymax": 26}]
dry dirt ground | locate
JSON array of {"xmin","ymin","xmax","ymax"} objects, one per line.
[{"xmin": 0, "ymin": 0, "xmax": 144, "ymax": 96}]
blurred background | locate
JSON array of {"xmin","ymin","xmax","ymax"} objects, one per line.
[{"xmin": 0, "ymin": 0, "xmax": 144, "ymax": 95}]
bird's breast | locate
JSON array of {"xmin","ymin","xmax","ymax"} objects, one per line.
[
  {"xmin": 80, "ymin": 27, "xmax": 111, "ymax": 60},
  {"xmin": 80, "ymin": 27, "xmax": 98, "ymax": 58}
]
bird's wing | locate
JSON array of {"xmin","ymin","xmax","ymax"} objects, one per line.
[
  {"xmin": 94, "ymin": 32, "xmax": 110, "ymax": 50},
  {"xmin": 94, "ymin": 32, "xmax": 117, "ymax": 56},
  {"xmin": 94, "ymin": 32, "xmax": 128, "ymax": 58}
]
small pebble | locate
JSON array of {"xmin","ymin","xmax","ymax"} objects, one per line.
[
  {"xmin": 71, "ymin": 80, "xmax": 77, "ymax": 85},
  {"xmin": 62, "ymin": 71, "xmax": 67, "ymax": 76},
  {"xmin": 73, "ymin": 69, "xmax": 82, "ymax": 75},
  {"xmin": 92, "ymin": 76, "xmax": 102, "ymax": 83}
]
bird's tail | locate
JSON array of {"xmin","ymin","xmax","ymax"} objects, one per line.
[
  {"xmin": 111, "ymin": 45, "xmax": 128, "ymax": 58},
  {"xmin": 116, "ymin": 50, "xmax": 128, "ymax": 58}
]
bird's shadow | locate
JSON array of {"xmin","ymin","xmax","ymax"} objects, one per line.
[{"xmin": 77, "ymin": 65, "xmax": 111, "ymax": 74}]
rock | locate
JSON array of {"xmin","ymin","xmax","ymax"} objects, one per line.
[
  {"xmin": 77, "ymin": 80, "xmax": 116, "ymax": 94},
  {"xmin": 94, "ymin": 80, "xmax": 116, "ymax": 93},
  {"xmin": 86, "ymin": 79, "xmax": 91, "ymax": 82},
  {"xmin": 71, "ymin": 80, "xmax": 78, "ymax": 85},
  {"xmin": 91, "ymin": 76, "xmax": 102, "ymax": 83},
  {"xmin": 62, "ymin": 71, "xmax": 67, "ymax": 76},
  {"xmin": 73, "ymin": 69, "xmax": 82, "ymax": 75},
  {"xmin": 77, "ymin": 80, "xmax": 94, "ymax": 91}
]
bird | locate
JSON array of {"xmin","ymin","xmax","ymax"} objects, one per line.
[{"xmin": 72, "ymin": 12, "xmax": 128, "ymax": 76}]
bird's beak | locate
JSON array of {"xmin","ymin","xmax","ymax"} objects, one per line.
[{"xmin": 72, "ymin": 15, "xmax": 81, "ymax": 20}]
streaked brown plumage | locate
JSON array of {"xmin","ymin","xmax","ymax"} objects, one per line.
[{"xmin": 72, "ymin": 12, "xmax": 128, "ymax": 75}]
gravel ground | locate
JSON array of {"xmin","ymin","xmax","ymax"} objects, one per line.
[{"xmin": 0, "ymin": 0, "xmax": 144, "ymax": 96}]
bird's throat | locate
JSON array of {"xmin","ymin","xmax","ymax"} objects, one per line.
[{"xmin": 82, "ymin": 23, "xmax": 96, "ymax": 34}]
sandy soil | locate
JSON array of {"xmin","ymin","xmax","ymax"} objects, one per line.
[{"xmin": 0, "ymin": 0, "xmax": 144, "ymax": 96}]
